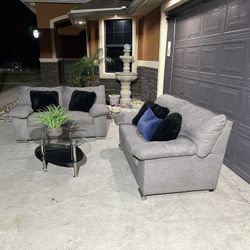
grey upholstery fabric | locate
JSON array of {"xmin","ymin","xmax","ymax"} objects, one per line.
[
  {"xmin": 18, "ymin": 86, "xmax": 64, "ymax": 106},
  {"xmin": 118, "ymin": 94, "xmax": 233, "ymax": 197},
  {"xmin": 155, "ymin": 94, "xmax": 189, "ymax": 113},
  {"xmin": 9, "ymin": 85, "xmax": 108, "ymax": 141},
  {"xmin": 179, "ymin": 104, "xmax": 226, "ymax": 157},
  {"xmin": 131, "ymin": 137, "xmax": 197, "ymax": 160},
  {"xmin": 89, "ymin": 103, "xmax": 109, "ymax": 117},
  {"xmin": 67, "ymin": 111, "xmax": 94, "ymax": 127},
  {"xmin": 27, "ymin": 113, "xmax": 43, "ymax": 127},
  {"xmin": 8, "ymin": 105, "xmax": 33, "ymax": 119},
  {"xmin": 114, "ymin": 111, "xmax": 137, "ymax": 125}
]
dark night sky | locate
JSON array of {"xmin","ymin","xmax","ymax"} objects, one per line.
[{"xmin": 0, "ymin": 0, "xmax": 40, "ymax": 67}]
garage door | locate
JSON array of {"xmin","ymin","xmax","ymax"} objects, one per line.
[{"xmin": 164, "ymin": 0, "xmax": 250, "ymax": 183}]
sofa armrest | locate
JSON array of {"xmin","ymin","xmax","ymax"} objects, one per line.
[
  {"xmin": 8, "ymin": 104, "xmax": 33, "ymax": 119},
  {"xmin": 114, "ymin": 110, "xmax": 137, "ymax": 125},
  {"xmin": 89, "ymin": 103, "xmax": 108, "ymax": 117},
  {"xmin": 131, "ymin": 137, "xmax": 197, "ymax": 160}
]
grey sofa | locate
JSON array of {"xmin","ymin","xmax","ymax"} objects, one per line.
[
  {"xmin": 115, "ymin": 94, "xmax": 232, "ymax": 199},
  {"xmin": 9, "ymin": 85, "xmax": 109, "ymax": 141}
]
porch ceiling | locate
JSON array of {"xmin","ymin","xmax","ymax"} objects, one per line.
[{"xmin": 68, "ymin": 0, "xmax": 165, "ymax": 24}]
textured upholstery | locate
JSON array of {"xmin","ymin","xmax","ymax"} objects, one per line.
[
  {"xmin": 8, "ymin": 105, "xmax": 33, "ymax": 119},
  {"xmin": 114, "ymin": 110, "xmax": 137, "ymax": 125},
  {"xmin": 131, "ymin": 137, "xmax": 197, "ymax": 160},
  {"xmin": 89, "ymin": 103, "xmax": 109, "ymax": 117},
  {"xmin": 179, "ymin": 104, "xmax": 226, "ymax": 157},
  {"xmin": 118, "ymin": 94, "xmax": 233, "ymax": 197},
  {"xmin": 66, "ymin": 111, "xmax": 93, "ymax": 127},
  {"xmin": 9, "ymin": 85, "xmax": 108, "ymax": 141}
]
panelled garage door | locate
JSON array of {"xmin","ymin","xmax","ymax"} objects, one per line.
[{"xmin": 165, "ymin": 0, "xmax": 250, "ymax": 182}]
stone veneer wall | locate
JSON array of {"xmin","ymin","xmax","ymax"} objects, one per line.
[
  {"xmin": 40, "ymin": 62, "xmax": 62, "ymax": 86},
  {"xmin": 137, "ymin": 66, "xmax": 158, "ymax": 102},
  {"xmin": 98, "ymin": 66, "xmax": 158, "ymax": 103},
  {"xmin": 40, "ymin": 63, "xmax": 158, "ymax": 102}
]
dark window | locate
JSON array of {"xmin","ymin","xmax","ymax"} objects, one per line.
[{"xmin": 105, "ymin": 19, "xmax": 132, "ymax": 72}]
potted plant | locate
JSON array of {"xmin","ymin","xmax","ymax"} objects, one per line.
[
  {"xmin": 69, "ymin": 49, "xmax": 113, "ymax": 87},
  {"xmin": 37, "ymin": 105, "xmax": 70, "ymax": 137}
]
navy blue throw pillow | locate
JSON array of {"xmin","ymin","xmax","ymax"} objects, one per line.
[
  {"xmin": 69, "ymin": 90, "xmax": 96, "ymax": 112},
  {"xmin": 137, "ymin": 107, "xmax": 163, "ymax": 141},
  {"xmin": 30, "ymin": 90, "xmax": 59, "ymax": 112},
  {"xmin": 151, "ymin": 112, "xmax": 182, "ymax": 141}
]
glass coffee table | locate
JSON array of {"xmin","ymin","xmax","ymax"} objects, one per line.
[{"xmin": 30, "ymin": 127, "xmax": 87, "ymax": 177}]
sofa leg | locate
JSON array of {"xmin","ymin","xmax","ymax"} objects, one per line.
[
  {"xmin": 209, "ymin": 189, "xmax": 215, "ymax": 192},
  {"xmin": 138, "ymin": 188, "xmax": 147, "ymax": 201}
]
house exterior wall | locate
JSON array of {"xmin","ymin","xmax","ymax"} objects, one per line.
[
  {"xmin": 136, "ymin": 8, "xmax": 161, "ymax": 101},
  {"xmin": 35, "ymin": 3, "xmax": 79, "ymax": 85},
  {"xmin": 138, "ymin": 8, "xmax": 161, "ymax": 61},
  {"xmin": 87, "ymin": 21, "xmax": 99, "ymax": 57},
  {"xmin": 35, "ymin": 3, "xmax": 77, "ymax": 59}
]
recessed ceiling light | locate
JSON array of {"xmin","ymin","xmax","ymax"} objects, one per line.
[{"xmin": 78, "ymin": 21, "xmax": 84, "ymax": 24}]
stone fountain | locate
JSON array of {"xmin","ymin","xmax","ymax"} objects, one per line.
[{"xmin": 115, "ymin": 44, "xmax": 138, "ymax": 107}]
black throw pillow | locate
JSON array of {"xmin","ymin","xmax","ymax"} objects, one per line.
[
  {"xmin": 151, "ymin": 112, "xmax": 182, "ymax": 141},
  {"xmin": 30, "ymin": 90, "xmax": 59, "ymax": 112},
  {"xmin": 69, "ymin": 90, "xmax": 96, "ymax": 112},
  {"xmin": 132, "ymin": 101, "xmax": 154, "ymax": 125},
  {"xmin": 152, "ymin": 103, "xmax": 170, "ymax": 119}
]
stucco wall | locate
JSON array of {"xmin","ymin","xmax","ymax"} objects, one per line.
[
  {"xmin": 36, "ymin": 3, "xmax": 76, "ymax": 28},
  {"xmin": 138, "ymin": 8, "xmax": 161, "ymax": 61},
  {"xmin": 87, "ymin": 21, "xmax": 99, "ymax": 57}
]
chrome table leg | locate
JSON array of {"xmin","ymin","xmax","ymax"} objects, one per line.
[
  {"xmin": 40, "ymin": 138, "xmax": 47, "ymax": 172},
  {"xmin": 72, "ymin": 145, "xmax": 78, "ymax": 177}
]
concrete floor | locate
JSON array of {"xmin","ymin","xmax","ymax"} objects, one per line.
[{"xmin": 0, "ymin": 86, "xmax": 250, "ymax": 249}]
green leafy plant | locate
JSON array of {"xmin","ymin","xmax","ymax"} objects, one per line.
[
  {"xmin": 69, "ymin": 49, "xmax": 113, "ymax": 87},
  {"xmin": 37, "ymin": 105, "xmax": 70, "ymax": 128}
]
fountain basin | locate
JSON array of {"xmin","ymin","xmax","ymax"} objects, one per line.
[{"xmin": 115, "ymin": 72, "xmax": 138, "ymax": 82}]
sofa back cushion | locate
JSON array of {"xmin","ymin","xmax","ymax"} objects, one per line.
[
  {"xmin": 18, "ymin": 86, "xmax": 63, "ymax": 107},
  {"xmin": 155, "ymin": 94, "xmax": 227, "ymax": 157},
  {"xmin": 155, "ymin": 94, "xmax": 189, "ymax": 113},
  {"xmin": 179, "ymin": 104, "xmax": 226, "ymax": 157},
  {"xmin": 63, "ymin": 85, "xmax": 106, "ymax": 108}
]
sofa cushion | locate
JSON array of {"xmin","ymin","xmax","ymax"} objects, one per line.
[
  {"xmin": 137, "ymin": 108, "xmax": 163, "ymax": 141},
  {"xmin": 66, "ymin": 111, "xmax": 94, "ymax": 128},
  {"xmin": 131, "ymin": 137, "xmax": 197, "ymax": 160},
  {"xmin": 69, "ymin": 90, "xmax": 96, "ymax": 112},
  {"xmin": 89, "ymin": 104, "xmax": 109, "ymax": 117},
  {"xmin": 179, "ymin": 104, "xmax": 226, "ymax": 157},
  {"xmin": 119, "ymin": 125, "xmax": 145, "ymax": 151},
  {"xmin": 30, "ymin": 90, "xmax": 59, "ymax": 112},
  {"xmin": 151, "ymin": 113, "xmax": 182, "ymax": 141},
  {"xmin": 18, "ymin": 86, "xmax": 63, "ymax": 107},
  {"xmin": 63, "ymin": 85, "xmax": 106, "ymax": 108},
  {"xmin": 27, "ymin": 113, "xmax": 43, "ymax": 127},
  {"xmin": 132, "ymin": 101, "xmax": 154, "ymax": 125},
  {"xmin": 155, "ymin": 94, "xmax": 189, "ymax": 113}
]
